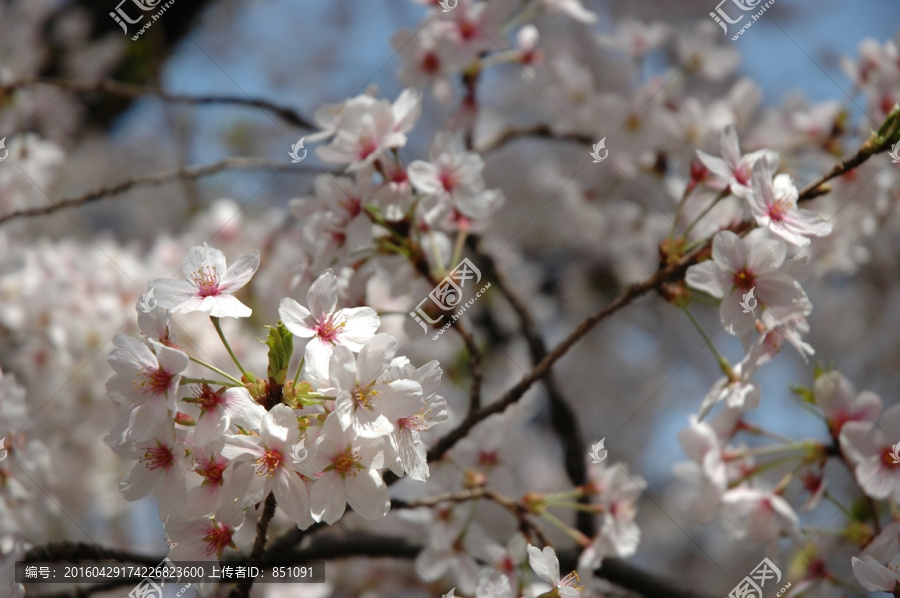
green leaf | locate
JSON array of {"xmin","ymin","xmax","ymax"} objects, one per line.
[{"xmin": 265, "ymin": 321, "xmax": 293, "ymax": 386}]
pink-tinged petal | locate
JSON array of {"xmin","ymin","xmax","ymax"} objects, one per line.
[
  {"xmin": 528, "ymin": 545, "xmax": 560, "ymax": 585},
  {"xmin": 334, "ymin": 392, "xmax": 355, "ymax": 431},
  {"xmin": 259, "ymin": 406, "xmax": 290, "ymax": 447},
  {"xmin": 343, "ymin": 469, "xmax": 390, "ymax": 520},
  {"xmin": 407, "ymin": 160, "xmax": 443, "ymax": 194},
  {"xmin": 128, "ymin": 401, "xmax": 174, "ymax": 442},
  {"xmin": 152, "ymin": 342, "xmax": 188, "ymax": 377},
  {"xmin": 304, "ymin": 339, "xmax": 334, "ymax": 381},
  {"xmin": 746, "ymin": 238, "xmax": 786, "ymax": 275},
  {"xmin": 853, "ymin": 391, "xmax": 883, "ymax": 423},
  {"xmin": 686, "ymin": 262, "xmax": 730, "ymax": 298},
  {"xmin": 695, "ymin": 150, "xmax": 732, "ymax": 182},
  {"xmin": 356, "ymin": 334, "xmax": 396, "ymax": 382},
  {"xmin": 329, "ymin": 345, "xmax": 358, "ymax": 390},
  {"xmin": 840, "ymin": 422, "xmax": 882, "ymax": 463},
  {"xmin": 307, "ymin": 271, "xmax": 339, "ymax": 319},
  {"xmin": 278, "ymin": 298, "xmax": 316, "ymax": 338},
  {"xmin": 108, "ymin": 335, "xmax": 157, "ymax": 373},
  {"xmin": 219, "ymin": 251, "xmax": 260, "ymax": 294},
  {"xmin": 856, "ymin": 462, "xmax": 894, "ymax": 500},
  {"xmin": 207, "ymin": 294, "xmax": 252, "ymax": 319},
  {"xmin": 757, "ymin": 274, "xmax": 803, "ymax": 307},
  {"xmin": 310, "ymin": 476, "xmax": 347, "ymax": 524},
  {"xmin": 221, "ymin": 435, "xmax": 263, "ymax": 461},
  {"xmin": 335, "ymin": 307, "xmax": 380, "ymax": 348},
  {"xmin": 223, "ymin": 388, "xmax": 266, "ymax": 429},
  {"xmin": 150, "ymin": 279, "xmax": 199, "ymax": 310},
  {"xmin": 851, "ymin": 556, "xmax": 898, "ymax": 592},
  {"xmin": 183, "ymin": 483, "xmax": 223, "ymax": 519},
  {"xmin": 181, "ymin": 243, "xmax": 227, "ymax": 283},
  {"xmin": 711, "ymin": 230, "xmax": 747, "ymax": 271},
  {"xmin": 720, "ymin": 125, "xmax": 742, "ymax": 170},
  {"xmin": 194, "ymin": 410, "xmax": 228, "ymax": 447},
  {"xmin": 720, "ymin": 289, "xmax": 754, "ymax": 337},
  {"xmin": 397, "ymin": 428, "xmax": 428, "ymax": 481},
  {"xmin": 274, "ymin": 470, "xmax": 310, "ymax": 524},
  {"xmin": 120, "ymin": 463, "xmax": 162, "ymax": 501}
]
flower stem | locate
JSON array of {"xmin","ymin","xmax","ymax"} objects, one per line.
[
  {"xmin": 539, "ymin": 509, "xmax": 591, "ymax": 548},
  {"xmin": 211, "ymin": 316, "xmax": 254, "ymax": 381},
  {"xmin": 188, "ymin": 356, "xmax": 243, "ymax": 385},
  {"xmin": 180, "ymin": 376, "xmax": 239, "ymax": 388},
  {"xmin": 292, "ymin": 357, "xmax": 305, "ymax": 386},
  {"xmin": 681, "ymin": 306, "xmax": 731, "ymax": 375}
]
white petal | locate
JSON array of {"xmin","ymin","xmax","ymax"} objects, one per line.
[
  {"xmin": 278, "ymin": 298, "xmax": 316, "ymax": 338},
  {"xmin": 220, "ymin": 251, "xmax": 260, "ymax": 293}
]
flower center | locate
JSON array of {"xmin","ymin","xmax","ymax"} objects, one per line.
[
  {"xmin": 440, "ymin": 169, "xmax": 458, "ymax": 192},
  {"xmin": 421, "ymin": 52, "xmax": 440, "ymax": 74},
  {"xmin": 255, "ymin": 448, "xmax": 284, "ymax": 477},
  {"xmin": 195, "ymin": 457, "xmax": 226, "ymax": 485},
  {"xmin": 477, "ymin": 450, "xmax": 500, "ymax": 467},
  {"xmin": 191, "ymin": 266, "xmax": 221, "ymax": 297},
  {"xmin": 358, "ymin": 136, "xmax": 378, "ymax": 159},
  {"xmin": 135, "ymin": 367, "xmax": 174, "ymax": 395},
  {"xmin": 560, "ymin": 571, "xmax": 585, "ymax": 593},
  {"xmin": 191, "ymin": 384, "xmax": 224, "ymax": 411},
  {"xmin": 735, "ymin": 165, "xmax": 751, "ymax": 186},
  {"xmin": 331, "ymin": 445, "xmax": 362, "ymax": 478},
  {"xmin": 315, "ymin": 314, "xmax": 345, "ymax": 344},
  {"xmin": 139, "ymin": 444, "xmax": 174, "ymax": 471},
  {"xmin": 732, "ymin": 268, "xmax": 756, "ymax": 292},
  {"xmin": 202, "ymin": 522, "xmax": 235, "ymax": 559},
  {"xmin": 767, "ymin": 198, "xmax": 790, "ymax": 222},
  {"xmin": 351, "ymin": 383, "xmax": 381, "ymax": 410}
]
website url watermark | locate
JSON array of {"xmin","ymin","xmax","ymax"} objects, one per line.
[
  {"xmin": 708, "ymin": 0, "xmax": 775, "ymax": 40},
  {"xmin": 109, "ymin": 0, "xmax": 177, "ymax": 41},
  {"xmin": 409, "ymin": 258, "xmax": 491, "ymax": 341}
]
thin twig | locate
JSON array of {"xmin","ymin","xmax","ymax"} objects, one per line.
[
  {"xmin": 477, "ymin": 123, "xmax": 593, "ymax": 154},
  {"xmin": 426, "ymin": 242, "xmax": 709, "ymax": 463},
  {"xmin": 0, "ymin": 157, "xmax": 321, "ymax": 226},
  {"xmin": 0, "ymin": 77, "xmax": 316, "ymax": 130}
]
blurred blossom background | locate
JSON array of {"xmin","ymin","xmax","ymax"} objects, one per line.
[{"xmin": 2, "ymin": 0, "xmax": 900, "ymax": 596}]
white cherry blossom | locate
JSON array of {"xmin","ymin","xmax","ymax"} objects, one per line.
[{"xmin": 150, "ymin": 243, "xmax": 260, "ymax": 319}]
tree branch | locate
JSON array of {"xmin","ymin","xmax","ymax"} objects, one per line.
[
  {"xmin": 0, "ymin": 157, "xmax": 323, "ymax": 226},
  {"xmin": 229, "ymin": 491, "xmax": 277, "ymax": 598},
  {"xmin": 0, "ymin": 77, "xmax": 316, "ymax": 130},
  {"xmin": 469, "ymin": 240, "xmax": 594, "ymax": 537},
  {"xmin": 426, "ymin": 242, "xmax": 709, "ymax": 464},
  {"xmin": 477, "ymin": 124, "xmax": 593, "ymax": 154}
]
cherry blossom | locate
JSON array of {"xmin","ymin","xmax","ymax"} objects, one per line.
[
  {"xmin": 183, "ymin": 384, "xmax": 266, "ymax": 447},
  {"xmin": 316, "ymin": 89, "xmax": 421, "ymax": 169},
  {"xmin": 150, "ymin": 243, "xmax": 260, "ymax": 319},
  {"xmin": 408, "ymin": 132, "xmax": 505, "ymax": 222},
  {"xmin": 165, "ymin": 500, "xmax": 246, "ymax": 561},
  {"xmin": 305, "ymin": 414, "xmax": 390, "ymax": 524},
  {"xmin": 105, "ymin": 422, "xmax": 187, "ymax": 516},
  {"xmin": 738, "ymin": 158, "xmax": 833, "ymax": 246},
  {"xmin": 696, "ymin": 124, "xmax": 779, "ymax": 194},
  {"xmin": 106, "ymin": 336, "xmax": 188, "ymax": 444},
  {"xmin": 721, "ymin": 486, "xmax": 801, "ymax": 545},
  {"xmin": 279, "ymin": 269, "xmax": 380, "ymax": 380},
  {"xmin": 221, "ymin": 404, "xmax": 313, "ymax": 527},
  {"xmin": 839, "ymin": 404, "xmax": 900, "ymax": 501},
  {"xmin": 527, "ymin": 544, "xmax": 584, "ymax": 597},
  {"xmin": 686, "ymin": 229, "xmax": 809, "ymax": 337}
]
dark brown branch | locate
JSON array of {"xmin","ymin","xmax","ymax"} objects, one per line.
[
  {"xmin": 426, "ymin": 241, "xmax": 709, "ymax": 464},
  {"xmin": 478, "ymin": 124, "xmax": 593, "ymax": 154},
  {"xmin": 0, "ymin": 157, "xmax": 320, "ymax": 226},
  {"xmin": 469, "ymin": 240, "xmax": 594, "ymax": 537},
  {"xmin": 0, "ymin": 77, "xmax": 316, "ymax": 130},
  {"xmin": 229, "ymin": 491, "xmax": 277, "ymax": 598}
]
